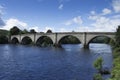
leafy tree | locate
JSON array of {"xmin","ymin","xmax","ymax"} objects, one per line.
[
  {"xmin": 109, "ymin": 25, "xmax": 120, "ymax": 80},
  {"xmin": 59, "ymin": 36, "xmax": 80, "ymax": 44},
  {"xmin": 91, "ymin": 37, "xmax": 111, "ymax": 44},
  {"xmin": 93, "ymin": 57, "xmax": 103, "ymax": 72},
  {"xmin": 115, "ymin": 25, "xmax": 120, "ymax": 47},
  {"xmin": 10, "ymin": 26, "xmax": 20, "ymax": 35},
  {"xmin": 30, "ymin": 29, "xmax": 36, "ymax": 33},
  {"xmin": 21, "ymin": 37, "xmax": 32, "ymax": 45},
  {"xmin": 0, "ymin": 35, "xmax": 8, "ymax": 44},
  {"xmin": 0, "ymin": 29, "xmax": 9, "ymax": 36},
  {"xmin": 36, "ymin": 36, "xmax": 53, "ymax": 47},
  {"xmin": 46, "ymin": 29, "xmax": 52, "ymax": 33},
  {"xmin": 11, "ymin": 38, "xmax": 19, "ymax": 44},
  {"xmin": 93, "ymin": 74, "xmax": 103, "ymax": 80},
  {"xmin": 21, "ymin": 29, "xmax": 29, "ymax": 34}
]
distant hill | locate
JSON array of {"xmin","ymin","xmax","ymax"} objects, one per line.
[{"xmin": 0, "ymin": 29, "xmax": 9, "ymax": 36}]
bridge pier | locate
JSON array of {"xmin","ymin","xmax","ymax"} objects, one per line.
[
  {"xmin": 53, "ymin": 43, "xmax": 62, "ymax": 48},
  {"xmin": 83, "ymin": 44, "xmax": 89, "ymax": 49}
]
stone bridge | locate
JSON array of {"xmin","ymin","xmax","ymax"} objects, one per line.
[{"xmin": 10, "ymin": 32, "xmax": 115, "ymax": 48}]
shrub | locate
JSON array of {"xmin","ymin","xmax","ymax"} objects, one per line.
[
  {"xmin": 93, "ymin": 57, "xmax": 103, "ymax": 72},
  {"xmin": 93, "ymin": 74, "xmax": 103, "ymax": 80},
  {"xmin": 113, "ymin": 47, "xmax": 120, "ymax": 58}
]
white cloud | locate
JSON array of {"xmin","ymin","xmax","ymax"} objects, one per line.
[
  {"xmin": 29, "ymin": 26, "xmax": 40, "ymax": 32},
  {"xmin": 58, "ymin": 0, "xmax": 70, "ymax": 3},
  {"xmin": 0, "ymin": 5, "xmax": 4, "ymax": 16},
  {"xmin": 73, "ymin": 16, "xmax": 83, "ymax": 24},
  {"xmin": 59, "ymin": 28, "xmax": 67, "ymax": 32},
  {"xmin": 0, "ymin": 18, "xmax": 28, "ymax": 30},
  {"xmin": 102, "ymin": 8, "xmax": 111, "ymax": 15},
  {"xmin": 42, "ymin": 26, "xmax": 55, "ymax": 32},
  {"xmin": 89, "ymin": 14, "xmax": 120, "ymax": 32},
  {"xmin": 113, "ymin": 14, "xmax": 120, "ymax": 18},
  {"xmin": 65, "ymin": 16, "xmax": 83, "ymax": 26},
  {"xmin": 0, "ymin": 18, "xmax": 5, "ymax": 27},
  {"xmin": 88, "ymin": 6, "xmax": 120, "ymax": 32},
  {"xmin": 90, "ymin": 11, "xmax": 96, "ymax": 15},
  {"xmin": 58, "ymin": 4, "xmax": 63, "ymax": 10},
  {"xmin": 112, "ymin": 0, "xmax": 120, "ymax": 13},
  {"xmin": 76, "ymin": 26, "xmax": 96, "ymax": 32},
  {"xmin": 89, "ymin": 15, "xmax": 98, "ymax": 20},
  {"xmin": 0, "ymin": 18, "xmax": 55, "ymax": 33}
]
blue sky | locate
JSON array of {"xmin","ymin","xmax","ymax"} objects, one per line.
[{"xmin": 0, "ymin": 0, "xmax": 120, "ymax": 32}]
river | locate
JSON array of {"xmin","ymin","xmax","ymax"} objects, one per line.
[{"xmin": 0, "ymin": 44, "xmax": 113, "ymax": 80}]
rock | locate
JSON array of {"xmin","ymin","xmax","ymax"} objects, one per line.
[{"xmin": 100, "ymin": 67, "xmax": 110, "ymax": 74}]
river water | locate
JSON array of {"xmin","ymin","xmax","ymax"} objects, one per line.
[{"xmin": 0, "ymin": 44, "xmax": 113, "ymax": 80}]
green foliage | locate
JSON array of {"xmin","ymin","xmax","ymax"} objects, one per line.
[
  {"xmin": 109, "ymin": 39, "xmax": 115, "ymax": 47},
  {"xmin": 111, "ymin": 58, "xmax": 120, "ymax": 80},
  {"xmin": 11, "ymin": 38, "xmax": 19, "ymax": 44},
  {"xmin": 0, "ymin": 29, "xmax": 9, "ymax": 44},
  {"xmin": 91, "ymin": 36, "xmax": 111, "ymax": 44},
  {"xmin": 0, "ymin": 29, "xmax": 9, "ymax": 36},
  {"xmin": 21, "ymin": 29, "xmax": 29, "ymax": 34},
  {"xmin": 113, "ymin": 47, "xmax": 120, "ymax": 58},
  {"xmin": 115, "ymin": 25, "xmax": 120, "ymax": 47},
  {"xmin": 59, "ymin": 36, "xmax": 80, "ymax": 44},
  {"xmin": 21, "ymin": 37, "xmax": 32, "ymax": 45},
  {"xmin": 93, "ymin": 74, "xmax": 103, "ymax": 80},
  {"xmin": 110, "ymin": 25, "xmax": 120, "ymax": 80},
  {"xmin": 46, "ymin": 29, "xmax": 52, "ymax": 33},
  {"xmin": 10, "ymin": 26, "xmax": 20, "ymax": 35},
  {"xmin": 93, "ymin": 57, "xmax": 103, "ymax": 71},
  {"xmin": 30, "ymin": 29, "xmax": 36, "ymax": 33},
  {"xmin": 36, "ymin": 37, "xmax": 53, "ymax": 47},
  {"xmin": 0, "ymin": 35, "xmax": 8, "ymax": 44}
]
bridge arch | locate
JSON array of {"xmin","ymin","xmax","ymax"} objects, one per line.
[
  {"xmin": 58, "ymin": 35, "xmax": 81, "ymax": 44},
  {"xmin": 10, "ymin": 32, "xmax": 115, "ymax": 48},
  {"xmin": 36, "ymin": 36, "xmax": 53, "ymax": 47},
  {"xmin": 11, "ymin": 37, "xmax": 19, "ymax": 44},
  {"xmin": 86, "ymin": 35, "xmax": 115, "ymax": 47},
  {"xmin": 21, "ymin": 36, "xmax": 33, "ymax": 45}
]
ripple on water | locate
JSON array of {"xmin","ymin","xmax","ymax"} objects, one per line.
[{"xmin": 0, "ymin": 44, "xmax": 112, "ymax": 80}]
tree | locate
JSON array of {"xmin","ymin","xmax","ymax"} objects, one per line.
[
  {"xmin": 10, "ymin": 26, "xmax": 20, "ymax": 35},
  {"xmin": 0, "ymin": 35, "xmax": 8, "ymax": 44},
  {"xmin": 21, "ymin": 29, "xmax": 29, "ymax": 34},
  {"xmin": 110, "ymin": 25, "xmax": 120, "ymax": 80},
  {"xmin": 21, "ymin": 37, "xmax": 32, "ymax": 45},
  {"xmin": 93, "ymin": 57, "xmax": 103, "ymax": 72},
  {"xmin": 46, "ymin": 29, "xmax": 52, "ymax": 33},
  {"xmin": 93, "ymin": 74, "xmax": 103, "ymax": 80},
  {"xmin": 59, "ymin": 36, "xmax": 80, "ymax": 44},
  {"xmin": 115, "ymin": 25, "xmax": 120, "ymax": 47},
  {"xmin": 30, "ymin": 29, "xmax": 36, "ymax": 33}
]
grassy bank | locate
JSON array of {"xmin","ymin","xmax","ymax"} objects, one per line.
[{"xmin": 110, "ymin": 47, "xmax": 120, "ymax": 80}]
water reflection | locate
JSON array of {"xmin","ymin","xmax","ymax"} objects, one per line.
[{"xmin": 0, "ymin": 44, "xmax": 112, "ymax": 80}]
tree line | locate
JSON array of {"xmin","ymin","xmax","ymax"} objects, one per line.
[
  {"xmin": 93, "ymin": 25, "xmax": 120, "ymax": 80},
  {"xmin": 110, "ymin": 25, "xmax": 120, "ymax": 80},
  {"xmin": 0, "ymin": 26, "xmax": 52, "ymax": 44},
  {"xmin": 9, "ymin": 26, "xmax": 52, "ymax": 35}
]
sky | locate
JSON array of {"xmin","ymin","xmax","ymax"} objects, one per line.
[{"xmin": 0, "ymin": 0, "xmax": 120, "ymax": 32}]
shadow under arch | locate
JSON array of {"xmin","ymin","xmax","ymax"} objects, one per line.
[
  {"xmin": 58, "ymin": 35, "xmax": 81, "ymax": 45},
  {"xmin": 11, "ymin": 37, "xmax": 19, "ymax": 44},
  {"xmin": 36, "ymin": 36, "xmax": 53, "ymax": 47},
  {"xmin": 21, "ymin": 36, "xmax": 32, "ymax": 45},
  {"xmin": 87, "ymin": 35, "xmax": 115, "ymax": 48}
]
